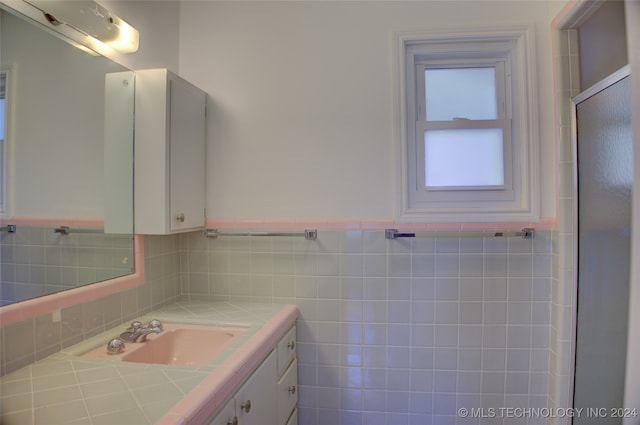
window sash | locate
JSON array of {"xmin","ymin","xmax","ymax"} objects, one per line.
[
  {"xmin": 415, "ymin": 60, "xmax": 509, "ymax": 122},
  {"xmin": 412, "ymin": 59, "xmax": 512, "ymax": 195},
  {"xmin": 415, "ymin": 119, "xmax": 512, "ymax": 194}
]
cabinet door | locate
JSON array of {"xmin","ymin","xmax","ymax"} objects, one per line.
[
  {"xmin": 168, "ymin": 74, "xmax": 206, "ymax": 232},
  {"xmin": 133, "ymin": 68, "xmax": 170, "ymax": 234},
  {"xmin": 235, "ymin": 350, "xmax": 278, "ymax": 425},
  {"xmin": 206, "ymin": 398, "xmax": 236, "ymax": 425}
]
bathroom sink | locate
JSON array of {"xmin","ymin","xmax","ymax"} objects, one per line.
[{"xmin": 82, "ymin": 323, "xmax": 247, "ymax": 366}]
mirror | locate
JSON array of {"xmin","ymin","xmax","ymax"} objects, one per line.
[{"xmin": 0, "ymin": 5, "xmax": 135, "ymax": 307}]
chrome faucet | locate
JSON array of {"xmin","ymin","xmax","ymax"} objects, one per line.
[{"xmin": 120, "ymin": 319, "xmax": 163, "ymax": 342}]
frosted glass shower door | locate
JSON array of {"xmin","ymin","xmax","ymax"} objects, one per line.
[{"xmin": 574, "ymin": 73, "xmax": 632, "ymax": 424}]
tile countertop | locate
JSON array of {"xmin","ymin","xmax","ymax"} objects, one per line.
[{"xmin": 0, "ymin": 300, "xmax": 299, "ymax": 425}]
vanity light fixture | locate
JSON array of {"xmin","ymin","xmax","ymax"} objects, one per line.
[{"xmin": 24, "ymin": 0, "xmax": 139, "ymax": 53}]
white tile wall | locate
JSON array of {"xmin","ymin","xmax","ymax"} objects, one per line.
[
  {"xmin": 182, "ymin": 229, "xmax": 553, "ymax": 425},
  {"xmin": 0, "ymin": 227, "xmax": 558, "ymax": 425}
]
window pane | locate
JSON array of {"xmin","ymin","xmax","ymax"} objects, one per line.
[
  {"xmin": 425, "ymin": 67, "xmax": 497, "ymax": 121},
  {"xmin": 424, "ymin": 128, "xmax": 504, "ymax": 187}
]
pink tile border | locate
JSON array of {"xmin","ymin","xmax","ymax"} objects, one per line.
[
  {"xmin": 156, "ymin": 305, "xmax": 299, "ymax": 425},
  {"xmin": 0, "ymin": 216, "xmax": 104, "ymax": 227},
  {"xmin": 205, "ymin": 217, "xmax": 557, "ymax": 231},
  {"xmin": 0, "ymin": 234, "xmax": 145, "ymax": 326}
]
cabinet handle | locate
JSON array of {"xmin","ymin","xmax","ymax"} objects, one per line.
[
  {"xmin": 288, "ymin": 385, "xmax": 296, "ymax": 395},
  {"xmin": 241, "ymin": 400, "xmax": 251, "ymax": 413},
  {"xmin": 226, "ymin": 417, "xmax": 238, "ymax": 425},
  {"xmin": 287, "ymin": 340, "xmax": 295, "ymax": 350},
  {"xmin": 176, "ymin": 213, "xmax": 185, "ymax": 223}
]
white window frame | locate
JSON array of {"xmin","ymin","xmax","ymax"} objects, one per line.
[{"xmin": 393, "ymin": 27, "xmax": 540, "ymax": 223}]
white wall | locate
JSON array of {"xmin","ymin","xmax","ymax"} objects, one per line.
[{"xmin": 177, "ymin": 1, "xmax": 558, "ymax": 222}]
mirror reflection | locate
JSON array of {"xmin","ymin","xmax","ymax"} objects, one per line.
[{"xmin": 0, "ymin": 6, "xmax": 135, "ymax": 306}]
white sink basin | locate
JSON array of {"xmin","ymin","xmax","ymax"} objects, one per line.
[{"xmin": 82, "ymin": 323, "xmax": 247, "ymax": 366}]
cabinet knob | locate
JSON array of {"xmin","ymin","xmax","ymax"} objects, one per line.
[
  {"xmin": 226, "ymin": 417, "xmax": 238, "ymax": 425},
  {"xmin": 287, "ymin": 340, "xmax": 295, "ymax": 350},
  {"xmin": 288, "ymin": 385, "xmax": 296, "ymax": 395},
  {"xmin": 176, "ymin": 213, "xmax": 185, "ymax": 223},
  {"xmin": 240, "ymin": 400, "xmax": 251, "ymax": 413}
]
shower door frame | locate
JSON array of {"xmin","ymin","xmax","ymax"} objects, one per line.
[{"xmin": 570, "ymin": 63, "xmax": 631, "ymax": 422}]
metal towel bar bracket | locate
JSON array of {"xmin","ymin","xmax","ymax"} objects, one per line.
[
  {"xmin": 1, "ymin": 224, "xmax": 16, "ymax": 233},
  {"xmin": 385, "ymin": 228, "xmax": 535, "ymax": 240}
]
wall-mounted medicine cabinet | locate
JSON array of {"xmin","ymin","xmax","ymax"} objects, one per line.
[{"xmin": 134, "ymin": 68, "xmax": 206, "ymax": 234}]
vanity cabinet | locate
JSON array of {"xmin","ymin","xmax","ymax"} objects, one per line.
[
  {"xmin": 207, "ymin": 325, "xmax": 298, "ymax": 425},
  {"xmin": 134, "ymin": 68, "xmax": 206, "ymax": 234}
]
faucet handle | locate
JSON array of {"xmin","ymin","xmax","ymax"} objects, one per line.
[
  {"xmin": 127, "ymin": 321, "xmax": 143, "ymax": 332},
  {"xmin": 107, "ymin": 338, "xmax": 126, "ymax": 354},
  {"xmin": 147, "ymin": 319, "xmax": 163, "ymax": 331}
]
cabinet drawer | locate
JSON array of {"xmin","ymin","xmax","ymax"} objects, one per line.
[
  {"xmin": 276, "ymin": 325, "xmax": 296, "ymax": 377},
  {"xmin": 278, "ymin": 359, "xmax": 298, "ymax": 425}
]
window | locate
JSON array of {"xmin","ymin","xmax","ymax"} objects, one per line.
[{"xmin": 394, "ymin": 28, "xmax": 539, "ymax": 222}]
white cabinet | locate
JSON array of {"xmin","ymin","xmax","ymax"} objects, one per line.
[
  {"xmin": 134, "ymin": 68, "xmax": 206, "ymax": 234},
  {"xmin": 207, "ymin": 325, "xmax": 298, "ymax": 425}
]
